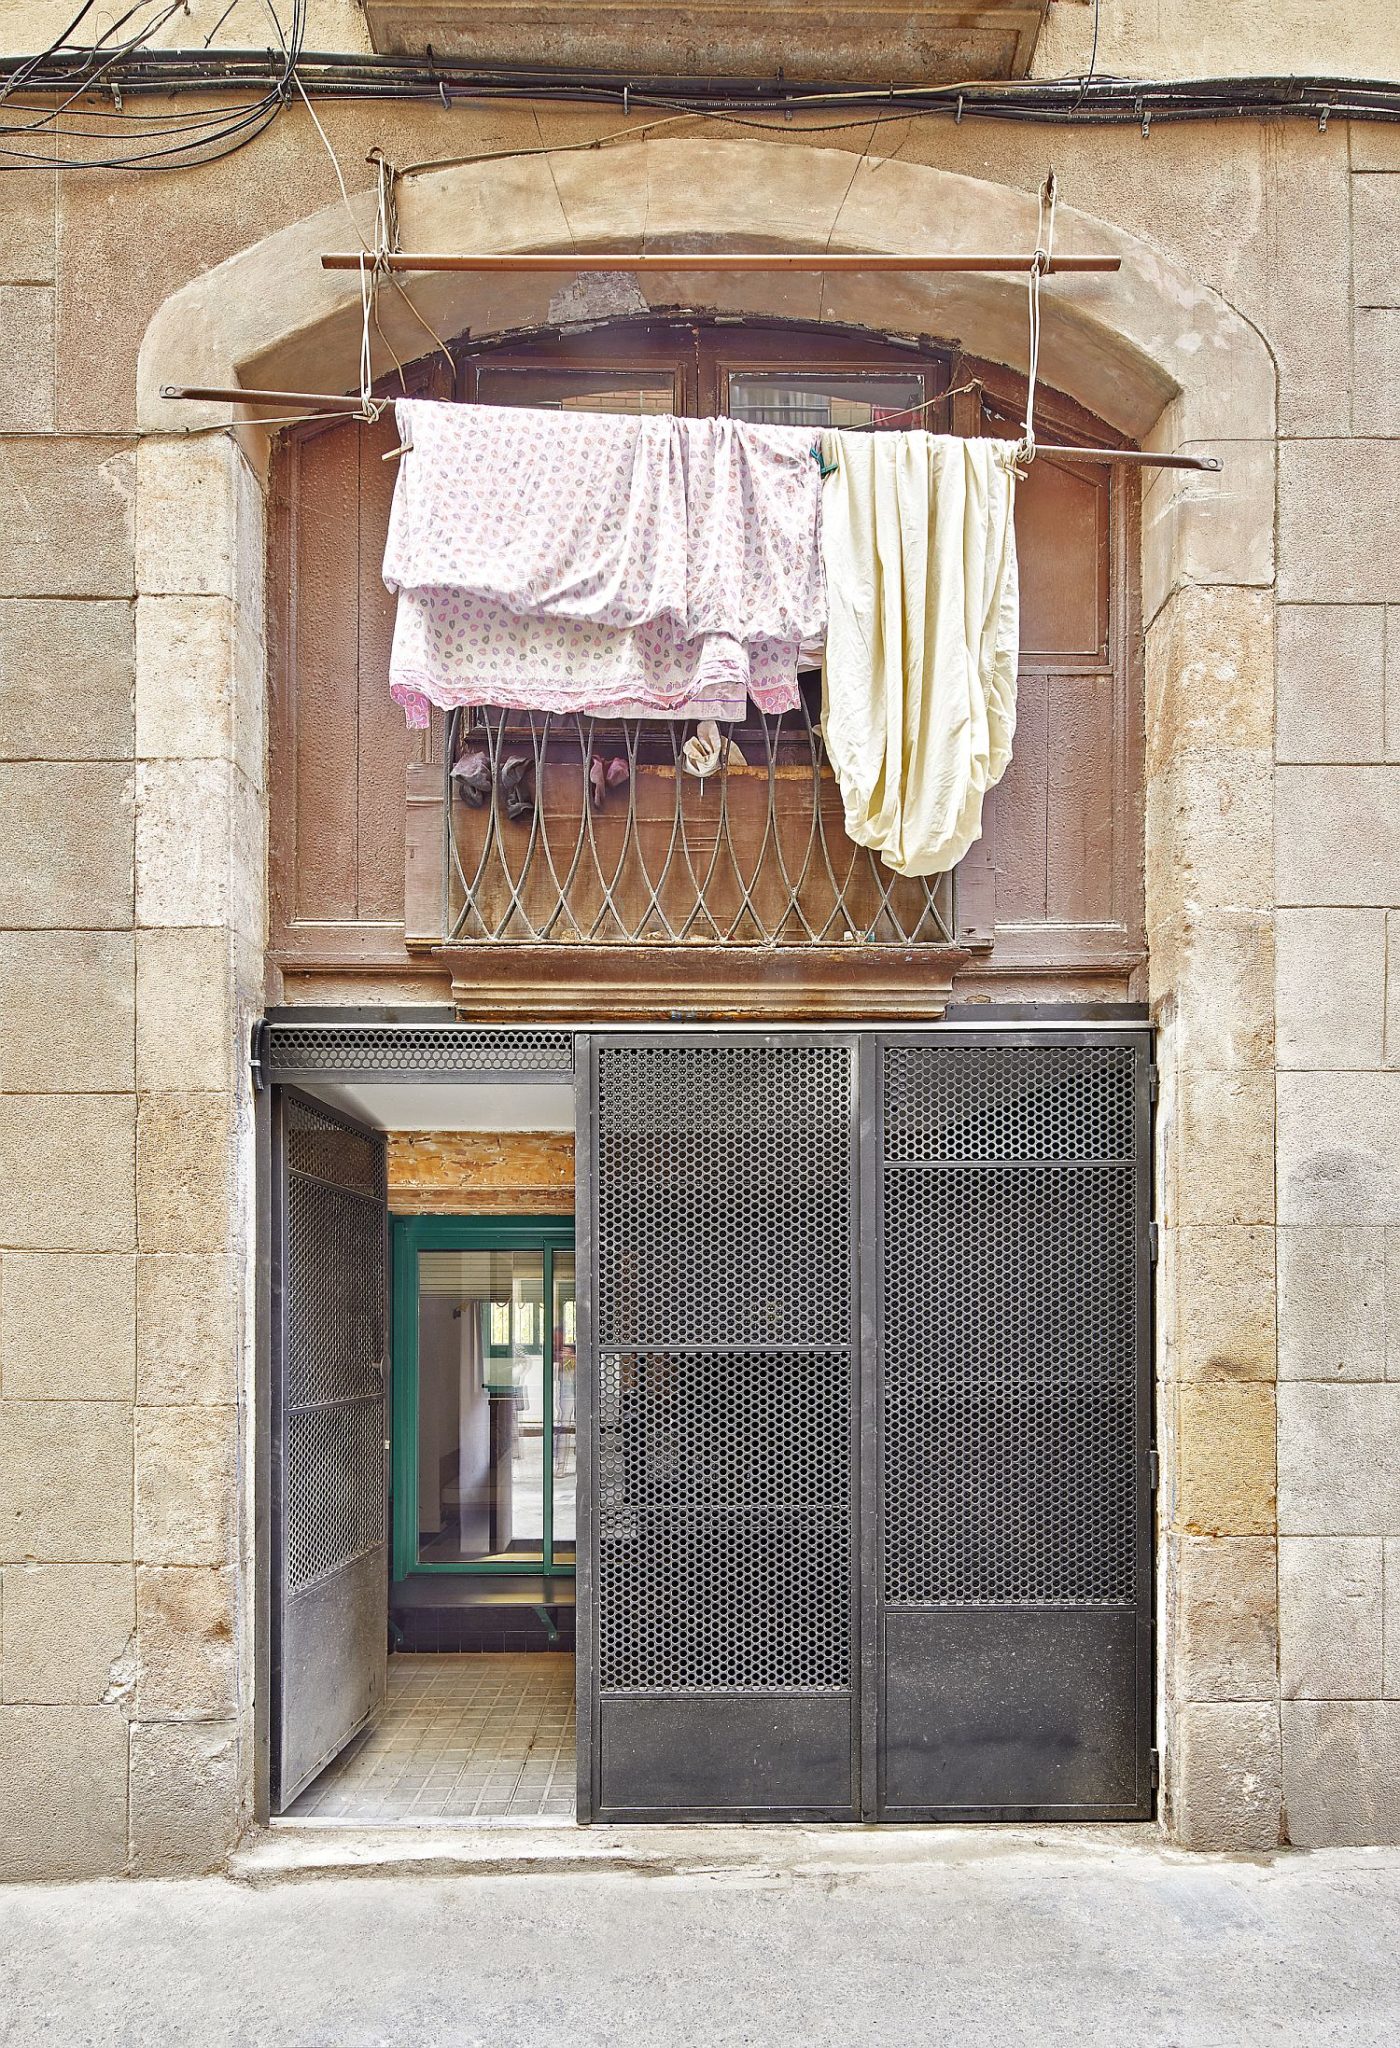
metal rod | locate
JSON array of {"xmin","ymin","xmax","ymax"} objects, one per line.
[
  {"xmin": 376, "ymin": 432, "xmax": 1219, "ymax": 472},
  {"xmin": 161, "ymin": 383, "xmax": 368, "ymax": 412},
  {"xmin": 320, "ymin": 250, "xmax": 1122, "ymax": 275},
  {"xmin": 158, "ymin": 387, "xmax": 1221, "ymax": 471},
  {"xmin": 1032, "ymin": 447, "xmax": 1222, "ymax": 470}
]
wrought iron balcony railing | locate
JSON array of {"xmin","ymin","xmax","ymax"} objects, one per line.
[
  {"xmin": 435, "ymin": 684, "xmax": 984, "ymax": 1020},
  {"xmin": 442, "ymin": 693, "xmax": 960, "ymax": 947}
]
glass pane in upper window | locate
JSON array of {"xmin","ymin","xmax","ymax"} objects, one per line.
[
  {"xmin": 475, "ymin": 367, "xmax": 678, "ymax": 414},
  {"xmin": 725, "ymin": 373, "xmax": 926, "ymax": 430}
]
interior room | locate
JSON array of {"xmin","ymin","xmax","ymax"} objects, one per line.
[{"xmin": 281, "ymin": 1074, "xmax": 577, "ymax": 1826}]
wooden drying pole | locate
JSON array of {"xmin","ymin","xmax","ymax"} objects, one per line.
[
  {"xmin": 160, "ymin": 385, "xmax": 1221, "ymax": 471},
  {"xmin": 161, "ymin": 225, "xmax": 1223, "ymax": 469},
  {"xmin": 319, "ymin": 250, "xmax": 1123, "ymax": 275}
]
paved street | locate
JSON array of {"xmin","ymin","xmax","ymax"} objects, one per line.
[{"xmin": 2, "ymin": 1829, "xmax": 1399, "ymax": 2046}]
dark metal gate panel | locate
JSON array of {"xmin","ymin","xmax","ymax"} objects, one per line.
[
  {"xmin": 583, "ymin": 1035, "xmax": 859, "ymax": 1821},
  {"xmin": 875, "ymin": 1032, "xmax": 1152, "ymax": 1819},
  {"xmin": 271, "ymin": 1089, "xmax": 389, "ymax": 1811}
]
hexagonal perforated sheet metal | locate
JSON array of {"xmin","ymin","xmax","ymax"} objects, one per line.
[
  {"xmin": 269, "ymin": 1024, "xmax": 574, "ymax": 1079},
  {"xmin": 884, "ymin": 1043, "xmax": 1137, "ymax": 1163},
  {"xmin": 882, "ymin": 1044, "xmax": 1139, "ymax": 1608},
  {"xmin": 597, "ymin": 1349, "xmax": 852, "ymax": 1692},
  {"xmin": 284, "ymin": 1097, "xmax": 386, "ymax": 1595},
  {"xmin": 593, "ymin": 1040, "xmax": 855, "ymax": 1695},
  {"xmin": 595, "ymin": 1042, "xmax": 852, "ymax": 1350}
]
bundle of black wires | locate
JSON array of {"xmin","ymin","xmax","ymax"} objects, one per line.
[
  {"xmin": 0, "ymin": 0, "xmax": 306, "ymax": 171},
  {"xmin": 2, "ymin": 0, "xmax": 1397, "ymax": 175}
]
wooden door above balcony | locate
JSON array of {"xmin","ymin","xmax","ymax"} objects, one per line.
[
  {"xmin": 267, "ymin": 323, "xmax": 1144, "ymax": 1013},
  {"xmin": 358, "ymin": 4, "xmax": 1050, "ymax": 84}
]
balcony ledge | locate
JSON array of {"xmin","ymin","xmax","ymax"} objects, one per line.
[
  {"xmin": 442, "ymin": 940, "xmax": 977, "ymax": 1023},
  {"xmin": 359, "ymin": 3, "xmax": 1050, "ymax": 85}
]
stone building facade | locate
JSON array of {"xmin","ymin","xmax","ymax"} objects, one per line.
[{"xmin": 1, "ymin": 0, "xmax": 1400, "ymax": 1874}]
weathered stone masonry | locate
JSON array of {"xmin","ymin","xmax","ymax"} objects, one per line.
[{"xmin": 3, "ymin": 29, "xmax": 1400, "ymax": 1869}]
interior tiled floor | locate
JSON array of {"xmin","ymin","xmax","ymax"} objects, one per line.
[{"xmin": 289, "ymin": 1652, "xmax": 576, "ymax": 1823}]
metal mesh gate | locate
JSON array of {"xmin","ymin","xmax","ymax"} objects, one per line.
[
  {"xmin": 581, "ymin": 1026, "xmax": 1150, "ymax": 1822},
  {"xmin": 273, "ymin": 1093, "xmax": 389, "ymax": 1809},
  {"xmin": 586, "ymin": 1038, "xmax": 858, "ymax": 1817},
  {"xmin": 876, "ymin": 1035, "xmax": 1150, "ymax": 1817},
  {"xmin": 882, "ymin": 1044, "xmax": 1138, "ymax": 1608},
  {"xmin": 262, "ymin": 1019, "xmax": 1150, "ymax": 1822}
]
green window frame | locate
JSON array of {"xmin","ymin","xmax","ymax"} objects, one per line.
[{"xmin": 391, "ymin": 1213, "xmax": 576, "ymax": 1583}]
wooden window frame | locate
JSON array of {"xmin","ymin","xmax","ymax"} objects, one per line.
[{"xmin": 267, "ymin": 316, "xmax": 1144, "ymax": 1006}]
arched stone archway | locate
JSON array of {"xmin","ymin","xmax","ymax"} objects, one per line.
[{"xmin": 134, "ymin": 138, "xmax": 1281, "ymax": 1851}]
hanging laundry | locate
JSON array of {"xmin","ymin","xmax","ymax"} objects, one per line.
[
  {"xmin": 681, "ymin": 721, "xmax": 747, "ymax": 779},
  {"xmin": 449, "ymin": 732, "xmax": 493, "ymax": 808},
  {"xmin": 382, "ymin": 399, "xmax": 825, "ymax": 728},
  {"xmin": 588, "ymin": 753, "xmax": 631, "ymax": 810},
  {"xmin": 818, "ymin": 432, "xmax": 1020, "ymax": 877}
]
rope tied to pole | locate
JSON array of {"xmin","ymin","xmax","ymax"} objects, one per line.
[{"xmin": 1014, "ymin": 167, "xmax": 1057, "ymax": 474}]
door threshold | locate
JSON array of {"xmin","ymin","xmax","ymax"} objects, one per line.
[
  {"xmin": 271, "ymin": 1812, "xmax": 578, "ymax": 1832},
  {"xmin": 236, "ymin": 1819, "xmax": 1166, "ymax": 1886}
]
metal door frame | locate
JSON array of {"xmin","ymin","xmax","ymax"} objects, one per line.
[
  {"xmin": 252, "ymin": 1007, "xmax": 1153, "ymax": 1828},
  {"xmin": 389, "ymin": 1211, "xmax": 578, "ymax": 1582},
  {"xmin": 576, "ymin": 1028, "xmax": 864, "ymax": 1825},
  {"xmin": 866, "ymin": 1022, "xmax": 1155, "ymax": 1822}
]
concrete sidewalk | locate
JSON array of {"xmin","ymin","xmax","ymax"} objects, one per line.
[{"xmin": 3, "ymin": 1829, "xmax": 1399, "ymax": 2046}]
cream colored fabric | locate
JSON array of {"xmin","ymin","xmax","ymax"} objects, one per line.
[{"xmin": 819, "ymin": 431, "xmax": 1020, "ymax": 877}]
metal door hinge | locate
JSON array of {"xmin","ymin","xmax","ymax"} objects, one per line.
[
  {"xmin": 1147, "ymin": 1062, "xmax": 1159, "ymax": 1104},
  {"xmin": 1147, "ymin": 1220, "xmax": 1159, "ymax": 1263},
  {"xmin": 1147, "ymin": 1448, "xmax": 1160, "ymax": 1491},
  {"xmin": 249, "ymin": 1018, "xmax": 270, "ymax": 1093},
  {"xmin": 1150, "ymin": 1748, "xmax": 1161, "ymax": 1790}
]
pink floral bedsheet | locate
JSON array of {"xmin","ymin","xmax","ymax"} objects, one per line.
[{"xmin": 382, "ymin": 398, "xmax": 826, "ymax": 728}]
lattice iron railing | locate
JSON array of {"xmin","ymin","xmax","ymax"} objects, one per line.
[{"xmin": 440, "ymin": 687, "xmax": 959, "ymax": 950}]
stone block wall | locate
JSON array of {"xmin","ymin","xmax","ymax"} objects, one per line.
[
  {"xmin": 1271, "ymin": 126, "xmax": 1400, "ymax": 1843},
  {"xmin": 0, "ymin": 74, "xmax": 1398, "ymax": 1869},
  {"xmin": 0, "ymin": 259, "xmax": 265, "ymax": 1872}
]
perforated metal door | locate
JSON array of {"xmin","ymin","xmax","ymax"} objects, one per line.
[
  {"xmin": 875, "ymin": 1032, "xmax": 1152, "ymax": 1818},
  {"xmin": 582, "ymin": 1035, "xmax": 859, "ymax": 1820},
  {"xmin": 271, "ymin": 1090, "xmax": 388, "ymax": 1810}
]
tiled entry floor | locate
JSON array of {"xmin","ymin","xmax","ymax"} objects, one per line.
[{"xmin": 288, "ymin": 1653, "xmax": 576, "ymax": 1823}]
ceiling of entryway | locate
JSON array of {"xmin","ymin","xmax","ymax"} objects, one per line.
[{"xmin": 293, "ymin": 1079, "xmax": 575, "ymax": 1132}]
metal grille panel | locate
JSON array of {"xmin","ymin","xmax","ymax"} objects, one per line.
[
  {"xmin": 286, "ymin": 1096, "xmax": 385, "ymax": 1195},
  {"xmin": 593, "ymin": 1040, "xmax": 855, "ymax": 1697},
  {"xmin": 283, "ymin": 1095, "xmax": 386, "ymax": 1595},
  {"xmin": 884, "ymin": 1043, "xmax": 1136, "ymax": 1162},
  {"xmin": 268, "ymin": 1023, "xmax": 575, "ymax": 1079},
  {"xmin": 882, "ymin": 1044, "xmax": 1139, "ymax": 1607},
  {"xmin": 596, "ymin": 1042, "xmax": 851, "ymax": 1349},
  {"xmin": 286, "ymin": 1176, "xmax": 384, "ymax": 1409},
  {"xmin": 598, "ymin": 1349, "xmax": 851, "ymax": 1691},
  {"xmin": 445, "ymin": 700, "xmax": 956, "ymax": 948},
  {"xmin": 285, "ymin": 1400, "xmax": 386, "ymax": 1593}
]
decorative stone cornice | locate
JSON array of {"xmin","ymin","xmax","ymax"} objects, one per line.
[{"xmin": 358, "ymin": 2, "xmax": 1049, "ymax": 83}]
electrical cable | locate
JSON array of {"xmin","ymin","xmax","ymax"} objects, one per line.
[
  {"xmin": 0, "ymin": 0, "xmax": 307, "ymax": 170},
  {"xmin": 1073, "ymin": 0, "xmax": 1103, "ymax": 114},
  {"xmin": 0, "ymin": 2, "xmax": 104, "ymax": 103},
  {"xmin": 0, "ymin": 29, "xmax": 1392, "ymax": 173}
]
